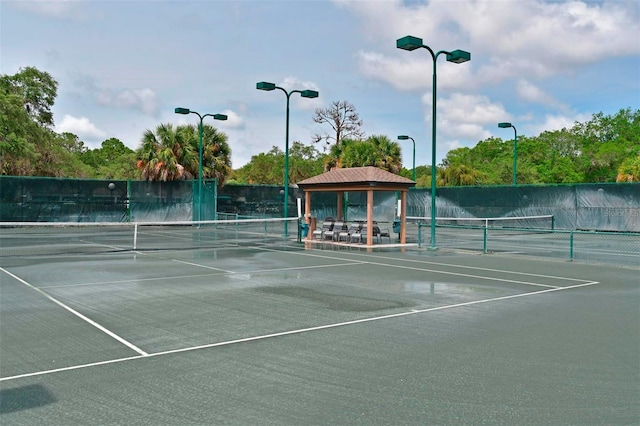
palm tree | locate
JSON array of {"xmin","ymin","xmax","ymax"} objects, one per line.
[
  {"xmin": 197, "ymin": 123, "xmax": 232, "ymax": 186},
  {"xmin": 324, "ymin": 138, "xmax": 353, "ymax": 171},
  {"xmin": 137, "ymin": 123, "xmax": 194, "ymax": 181},
  {"xmin": 136, "ymin": 123, "xmax": 231, "ymax": 184},
  {"xmin": 368, "ymin": 135, "xmax": 402, "ymax": 173}
]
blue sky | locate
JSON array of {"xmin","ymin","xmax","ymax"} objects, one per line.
[{"xmin": 2, "ymin": 0, "xmax": 639, "ymax": 169}]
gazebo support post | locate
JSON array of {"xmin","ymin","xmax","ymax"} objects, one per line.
[
  {"xmin": 305, "ymin": 191, "xmax": 312, "ymax": 240},
  {"xmin": 366, "ymin": 189, "xmax": 374, "ymax": 246},
  {"xmin": 400, "ymin": 191, "xmax": 407, "ymax": 244}
]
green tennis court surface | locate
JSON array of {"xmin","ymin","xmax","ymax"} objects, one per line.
[{"xmin": 1, "ymin": 240, "xmax": 638, "ymax": 424}]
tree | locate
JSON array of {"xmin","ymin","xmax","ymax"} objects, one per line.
[
  {"xmin": 230, "ymin": 142, "xmax": 323, "ymax": 185},
  {"xmin": 0, "ymin": 67, "xmax": 59, "ymax": 175},
  {"xmin": 438, "ymin": 164, "xmax": 485, "ymax": 186},
  {"xmin": 312, "ymin": 100, "xmax": 364, "ymax": 151},
  {"xmin": 1, "ymin": 66, "xmax": 58, "ymax": 128},
  {"xmin": 572, "ymin": 109, "xmax": 640, "ymax": 182},
  {"xmin": 329, "ymin": 135, "xmax": 402, "ymax": 173},
  {"xmin": 0, "ymin": 87, "xmax": 39, "ymax": 175},
  {"xmin": 137, "ymin": 123, "xmax": 194, "ymax": 181},
  {"xmin": 193, "ymin": 124, "xmax": 232, "ymax": 186},
  {"xmin": 79, "ymin": 138, "xmax": 138, "ymax": 179},
  {"xmin": 136, "ymin": 123, "xmax": 231, "ymax": 183},
  {"xmin": 617, "ymin": 155, "xmax": 640, "ymax": 182}
]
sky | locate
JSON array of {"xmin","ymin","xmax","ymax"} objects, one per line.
[{"xmin": 2, "ymin": 0, "xmax": 639, "ymax": 170}]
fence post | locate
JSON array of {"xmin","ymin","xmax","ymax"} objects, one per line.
[{"xmin": 569, "ymin": 231, "xmax": 574, "ymax": 261}]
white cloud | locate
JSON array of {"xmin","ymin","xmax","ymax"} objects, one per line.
[
  {"xmin": 56, "ymin": 115, "xmax": 107, "ymax": 145},
  {"xmin": 435, "ymin": 93, "xmax": 510, "ymax": 125},
  {"xmin": 516, "ymin": 79, "xmax": 566, "ymax": 110},
  {"xmin": 12, "ymin": 0, "xmax": 86, "ymax": 19},
  {"xmin": 220, "ymin": 110, "xmax": 244, "ymax": 129},
  {"xmin": 528, "ymin": 112, "xmax": 593, "ymax": 136},
  {"xmin": 276, "ymin": 77, "xmax": 322, "ymax": 111},
  {"xmin": 358, "ymin": 50, "xmax": 473, "ymax": 92},
  {"xmin": 96, "ymin": 88, "xmax": 158, "ymax": 116},
  {"xmin": 343, "ymin": 0, "xmax": 639, "ymax": 86}
]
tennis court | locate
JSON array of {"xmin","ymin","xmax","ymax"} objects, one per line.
[{"xmin": 1, "ymin": 220, "xmax": 638, "ymax": 425}]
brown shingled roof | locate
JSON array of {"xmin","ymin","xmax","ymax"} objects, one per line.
[{"xmin": 297, "ymin": 166, "xmax": 415, "ymax": 188}]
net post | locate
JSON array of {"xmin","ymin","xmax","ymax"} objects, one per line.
[
  {"xmin": 133, "ymin": 222, "xmax": 138, "ymax": 250},
  {"xmin": 483, "ymin": 227, "xmax": 487, "ymax": 253},
  {"xmin": 126, "ymin": 180, "xmax": 131, "ymax": 222},
  {"xmin": 417, "ymin": 221, "xmax": 422, "ymax": 248},
  {"xmin": 551, "ymin": 215, "xmax": 555, "ymax": 230},
  {"xmin": 213, "ymin": 178, "xmax": 218, "ymax": 221}
]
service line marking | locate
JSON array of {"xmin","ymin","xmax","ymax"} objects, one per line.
[
  {"xmin": 0, "ymin": 267, "xmax": 148, "ymax": 357},
  {"xmin": 0, "ymin": 280, "xmax": 599, "ymax": 383}
]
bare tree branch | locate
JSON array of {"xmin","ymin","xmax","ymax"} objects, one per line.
[{"xmin": 312, "ymin": 100, "xmax": 364, "ymax": 147}]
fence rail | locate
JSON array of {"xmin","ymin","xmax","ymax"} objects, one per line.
[{"xmin": 412, "ymin": 222, "xmax": 639, "ymax": 268}]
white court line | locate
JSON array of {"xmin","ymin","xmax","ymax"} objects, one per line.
[
  {"xmin": 36, "ymin": 261, "xmax": 367, "ymax": 290},
  {"xmin": 277, "ymin": 246, "xmax": 594, "ymax": 284},
  {"xmin": 0, "ymin": 280, "xmax": 599, "ymax": 383},
  {"xmin": 250, "ymin": 247, "xmax": 562, "ymax": 288},
  {"xmin": 171, "ymin": 259, "xmax": 234, "ymax": 273},
  {"xmin": 145, "ymin": 245, "xmax": 565, "ymax": 289},
  {"xmin": 0, "ymin": 267, "xmax": 148, "ymax": 357}
]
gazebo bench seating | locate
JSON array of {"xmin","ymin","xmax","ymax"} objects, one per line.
[{"xmin": 312, "ymin": 218, "xmax": 334, "ymax": 240}]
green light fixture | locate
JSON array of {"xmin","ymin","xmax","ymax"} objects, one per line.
[
  {"xmin": 396, "ymin": 35, "xmax": 471, "ymax": 250},
  {"xmin": 397, "ymin": 135, "xmax": 416, "ymax": 181},
  {"xmin": 498, "ymin": 122, "xmax": 518, "ymax": 186},
  {"xmin": 174, "ymin": 107, "xmax": 227, "ymax": 222},
  {"xmin": 256, "ymin": 81, "xmax": 319, "ymax": 236}
]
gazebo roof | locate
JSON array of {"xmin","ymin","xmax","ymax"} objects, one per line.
[{"xmin": 297, "ymin": 166, "xmax": 415, "ymax": 191}]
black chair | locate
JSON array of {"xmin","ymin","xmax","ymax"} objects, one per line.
[
  {"xmin": 312, "ymin": 219, "xmax": 334, "ymax": 240},
  {"xmin": 376, "ymin": 225, "xmax": 391, "ymax": 243},
  {"xmin": 327, "ymin": 221, "xmax": 347, "ymax": 241}
]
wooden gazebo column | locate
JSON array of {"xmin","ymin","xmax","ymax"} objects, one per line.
[
  {"xmin": 366, "ymin": 189, "xmax": 374, "ymax": 245},
  {"xmin": 305, "ymin": 190, "xmax": 313, "ymax": 239},
  {"xmin": 400, "ymin": 190, "xmax": 407, "ymax": 244}
]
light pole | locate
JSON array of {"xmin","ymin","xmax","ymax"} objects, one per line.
[
  {"xmin": 397, "ymin": 35, "xmax": 470, "ymax": 250},
  {"xmin": 397, "ymin": 135, "xmax": 416, "ymax": 181},
  {"xmin": 256, "ymin": 81, "xmax": 319, "ymax": 236},
  {"xmin": 498, "ymin": 122, "xmax": 518, "ymax": 186},
  {"xmin": 174, "ymin": 107, "xmax": 227, "ymax": 222}
]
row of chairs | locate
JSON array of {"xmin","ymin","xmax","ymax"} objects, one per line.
[{"xmin": 312, "ymin": 219, "xmax": 391, "ymax": 244}]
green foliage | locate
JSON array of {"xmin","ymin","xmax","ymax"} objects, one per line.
[
  {"xmin": 1, "ymin": 66, "xmax": 58, "ymax": 128},
  {"xmin": 440, "ymin": 108, "xmax": 639, "ymax": 186},
  {"xmin": 325, "ymin": 135, "xmax": 402, "ymax": 173},
  {"xmin": 617, "ymin": 155, "xmax": 640, "ymax": 182},
  {"xmin": 136, "ymin": 123, "xmax": 231, "ymax": 184},
  {"xmin": 79, "ymin": 138, "xmax": 138, "ymax": 179},
  {"xmin": 230, "ymin": 142, "xmax": 323, "ymax": 185},
  {"xmin": 3, "ymin": 66, "xmax": 638, "ymax": 188}
]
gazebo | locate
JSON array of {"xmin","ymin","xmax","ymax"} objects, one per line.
[{"xmin": 297, "ymin": 166, "xmax": 416, "ymax": 246}]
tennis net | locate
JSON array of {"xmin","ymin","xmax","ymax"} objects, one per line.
[
  {"xmin": 407, "ymin": 214, "xmax": 554, "ymax": 230},
  {"xmin": 0, "ymin": 217, "xmax": 299, "ymax": 257}
]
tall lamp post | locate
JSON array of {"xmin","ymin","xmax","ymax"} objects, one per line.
[
  {"xmin": 174, "ymin": 107, "xmax": 227, "ymax": 222},
  {"xmin": 397, "ymin": 35, "xmax": 470, "ymax": 250},
  {"xmin": 397, "ymin": 135, "xmax": 416, "ymax": 181},
  {"xmin": 498, "ymin": 122, "xmax": 518, "ymax": 186},
  {"xmin": 256, "ymin": 81, "xmax": 319, "ymax": 236}
]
